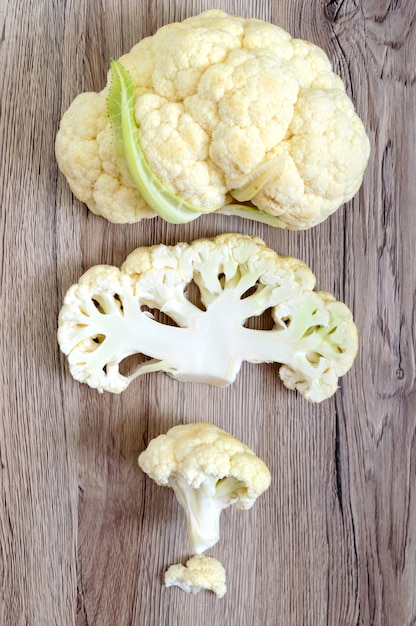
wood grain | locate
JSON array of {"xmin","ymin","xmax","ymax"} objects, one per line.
[{"xmin": 1, "ymin": 1, "xmax": 415, "ymax": 624}]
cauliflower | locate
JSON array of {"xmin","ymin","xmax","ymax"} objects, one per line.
[
  {"xmin": 138, "ymin": 423, "xmax": 271, "ymax": 555},
  {"xmin": 55, "ymin": 10, "xmax": 370, "ymax": 229},
  {"xmin": 164, "ymin": 556, "xmax": 226, "ymax": 598},
  {"xmin": 57, "ymin": 233, "xmax": 358, "ymax": 402}
]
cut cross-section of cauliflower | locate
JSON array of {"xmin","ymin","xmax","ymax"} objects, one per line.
[{"xmin": 57, "ymin": 233, "xmax": 358, "ymax": 402}]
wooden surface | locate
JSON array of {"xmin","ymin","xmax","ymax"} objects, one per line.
[{"xmin": 1, "ymin": 1, "xmax": 415, "ymax": 624}]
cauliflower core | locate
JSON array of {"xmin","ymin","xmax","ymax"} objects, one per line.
[
  {"xmin": 55, "ymin": 10, "xmax": 370, "ymax": 229},
  {"xmin": 57, "ymin": 233, "xmax": 359, "ymax": 402}
]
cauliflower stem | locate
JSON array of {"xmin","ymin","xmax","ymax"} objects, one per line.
[{"xmin": 170, "ymin": 474, "xmax": 246, "ymax": 554}]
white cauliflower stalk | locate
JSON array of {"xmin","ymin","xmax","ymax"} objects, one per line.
[
  {"xmin": 57, "ymin": 233, "xmax": 358, "ymax": 402},
  {"xmin": 55, "ymin": 10, "xmax": 370, "ymax": 229},
  {"xmin": 138, "ymin": 423, "xmax": 271, "ymax": 556},
  {"xmin": 164, "ymin": 556, "xmax": 226, "ymax": 598}
]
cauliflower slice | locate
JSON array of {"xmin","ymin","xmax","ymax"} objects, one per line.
[
  {"xmin": 57, "ymin": 233, "xmax": 358, "ymax": 401},
  {"xmin": 164, "ymin": 556, "xmax": 226, "ymax": 598},
  {"xmin": 55, "ymin": 10, "xmax": 370, "ymax": 229}
]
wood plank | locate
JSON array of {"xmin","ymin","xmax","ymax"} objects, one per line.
[{"xmin": 0, "ymin": 1, "xmax": 415, "ymax": 624}]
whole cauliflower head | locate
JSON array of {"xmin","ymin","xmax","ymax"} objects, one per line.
[{"xmin": 55, "ymin": 10, "xmax": 370, "ymax": 228}]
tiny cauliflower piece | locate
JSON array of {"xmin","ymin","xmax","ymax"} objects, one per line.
[
  {"xmin": 55, "ymin": 10, "xmax": 370, "ymax": 229},
  {"xmin": 138, "ymin": 423, "xmax": 271, "ymax": 555},
  {"xmin": 164, "ymin": 555, "xmax": 226, "ymax": 598},
  {"xmin": 57, "ymin": 233, "xmax": 359, "ymax": 402}
]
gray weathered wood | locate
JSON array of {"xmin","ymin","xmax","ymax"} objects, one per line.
[{"xmin": 1, "ymin": 1, "xmax": 415, "ymax": 624}]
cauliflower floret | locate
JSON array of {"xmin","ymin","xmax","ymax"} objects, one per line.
[
  {"xmin": 164, "ymin": 555, "xmax": 226, "ymax": 598},
  {"xmin": 135, "ymin": 95, "xmax": 227, "ymax": 207},
  {"xmin": 138, "ymin": 422, "xmax": 271, "ymax": 555},
  {"xmin": 257, "ymin": 88, "xmax": 371, "ymax": 228},
  {"xmin": 55, "ymin": 93, "xmax": 154, "ymax": 223},
  {"xmin": 193, "ymin": 48, "xmax": 300, "ymax": 180},
  {"xmin": 55, "ymin": 10, "xmax": 370, "ymax": 229}
]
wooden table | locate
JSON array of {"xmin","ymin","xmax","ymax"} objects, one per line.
[{"xmin": 1, "ymin": 1, "xmax": 415, "ymax": 624}]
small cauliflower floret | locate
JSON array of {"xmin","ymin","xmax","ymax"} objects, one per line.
[
  {"xmin": 164, "ymin": 555, "xmax": 226, "ymax": 598},
  {"xmin": 57, "ymin": 233, "xmax": 358, "ymax": 401},
  {"xmin": 55, "ymin": 10, "xmax": 370, "ymax": 229},
  {"xmin": 138, "ymin": 423, "xmax": 271, "ymax": 555}
]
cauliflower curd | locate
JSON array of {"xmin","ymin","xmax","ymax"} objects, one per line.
[
  {"xmin": 164, "ymin": 556, "xmax": 226, "ymax": 598},
  {"xmin": 55, "ymin": 10, "xmax": 370, "ymax": 229}
]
